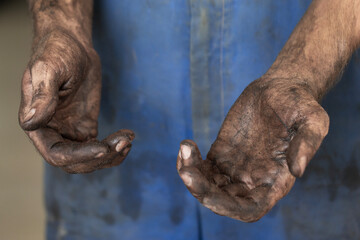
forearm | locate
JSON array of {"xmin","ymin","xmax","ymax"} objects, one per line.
[
  {"xmin": 265, "ymin": 0, "xmax": 360, "ymax": 100},
  {"xmin": 28, "ymin": 0, "xmax": 94, "ymax": 47}
]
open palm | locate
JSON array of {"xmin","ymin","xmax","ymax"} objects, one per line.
[{"xmin": 177, "ymin": 78, "xmax": 329, "ymax": 222}]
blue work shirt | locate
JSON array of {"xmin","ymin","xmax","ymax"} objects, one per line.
[{"xmin": 45, "ymin": 1, "xmax": 360, "ymax": 239}]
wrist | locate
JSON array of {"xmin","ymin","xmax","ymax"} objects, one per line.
[
  {"xmin": 263, "ymin": 64, "xmax": 321, "ymax": 100},
  {"xmin": 33, "ymin": 23, "xmax": 93, "ymax": 50},
  {"xmin": 262, "ymin": 0, "xmax": 360, "ymax": 101},
  {"xmin": 30, "ymin": 0, "xmax": 93, "ymax": 48}
]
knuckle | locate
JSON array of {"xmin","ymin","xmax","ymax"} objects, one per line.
[
  {"xmin": 30, "ymin": 60, "xmax": 55, "ymax": 75},
  {"xmin": 321, "ymin": 110, "xmax": 330, "ymax": 130},
  {"xmin": 18, "ymin": 116, "xmax": 28, "ymax": 130},
  {"xmin": 315, "ymin": 108, "xmax": 330, "ymax": 136},
  {"xmin": 87, "ymin": 48, "xmax": 100, "ymax": 62},
  {"xmin": 32, "ymin": 30, "xmax": 88, "ymax": 74}
]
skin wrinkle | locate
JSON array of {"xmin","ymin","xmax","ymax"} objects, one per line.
[{"xmin": 177, "ymin": 0, "xmax": 360, "ymax": 222}]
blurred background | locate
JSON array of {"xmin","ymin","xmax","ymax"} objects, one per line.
[{"xmin": 0, "ymin": 1, "xmax": 45, "ymax": 239}]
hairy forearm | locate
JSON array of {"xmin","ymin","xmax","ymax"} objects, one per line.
[
  {"xmin": 265, "ymin": 0, "xmax": 360, "ymax": 100},
  {"xmin": 28, "ymin": 0, "xmax": 94, "ymax": 47}
]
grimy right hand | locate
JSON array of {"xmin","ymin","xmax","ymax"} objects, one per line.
[
  {"xmin": 19, "ymin": 0, "xmax": 134, "ymax": 173},
  {"xmin": 177, "ymin": 77, "xmax": 329, "ymax": 222}
]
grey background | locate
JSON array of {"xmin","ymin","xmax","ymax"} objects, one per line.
[{"xmin": 0, "ymin": 1, "xmax": 45, "ymax": 239}]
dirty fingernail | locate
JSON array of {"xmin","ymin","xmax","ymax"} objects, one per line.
[
  {"xmin": 95, "ymin": 152, "xmax": 105, "ymax": 158},
  {"xmin": 23, "ymin": 108, "xmax": 36, "ymax": 122},
  {"xmin": 180, "ymin": 145, "xmax": 191, "ymax": 160},
  {"xmin": 116, "ymin": 140, "xmax": 128, "ymax": 152}
]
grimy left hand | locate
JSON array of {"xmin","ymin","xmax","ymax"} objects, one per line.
[
  {"xmin": 177, "ymin": 78, "xmax": 329, "ymax": 222},
  {"xmin": 177, "ymin": 0, "xmax": 360, "ymax": 221}
]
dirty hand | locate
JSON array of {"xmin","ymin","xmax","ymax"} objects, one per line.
[
  {"xmin": 18, "ymin": 29, "xmax": 134, "ymax": 173},
  {"xmin": 177, "ymin": 78, "xmax": 329, "ymax": 222}
]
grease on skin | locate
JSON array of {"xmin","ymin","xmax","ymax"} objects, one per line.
[
  {"xmin": 19, "ymin": 0, "xmax": 135, "ymax": 174},
  {"xmin": 176, "ymin": 64, "xmax": 330, "ymax": 223}
]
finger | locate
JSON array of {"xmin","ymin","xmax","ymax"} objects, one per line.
[
  {"xmin": 102, "ymin": 129, "xmax": 135, "ymax": 152},
  {"xmin": 177, "ymin": 139, "xmax": 203, "ymax": 171},
  {"xmin": 62, "ymin": 146, "xmax": 131, "ymax": 174},
  {"xmin": 287, "ymin": 107, "xmax": 329, "ymax": 177},
  {"xmin": 179, "ymin": 166, "xmax": 271, "ymax": 222},
  {"xmin": 19, "ymin": 62, "xmax": 59, "ymax": 131},
  {"xmin": 100, "ymin": 129, "xmax": 135, "ymax": 168},
  {"xmin": 178, "ymin": 166, "xmax": 211, "ymax": 198},
  {"xmin": 60, "ymin": 129, "xmax": 135, "ymax": 173},
  {"xmin": 27, "ymin": 127, "xmax": 109, "ymax": 167}
]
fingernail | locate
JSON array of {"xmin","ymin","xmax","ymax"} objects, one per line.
[
  {"xmin": 181, "ymin": 172, "xmax": 192, "ymax": 186},
  {"xmin": 95, "ymin": 152, "xmax": 105, "ymax": 158},
  {"xmin": 178, "ymin": 149, "xmax": 182, "ymax": 159},
  {"xmin": 180, "ymin": 145, "xmax": 191, "ymax": 160},
  {"xmin": 116, "ymin": 140, "xmax": 128, "ymax": 152},
  {"xmin": 23, "ymin": 108, "xmax": 36, "ymax": 122},
  {"xmin": 298, "ymin": 156, "xmax": 307, "ymax": 176}
]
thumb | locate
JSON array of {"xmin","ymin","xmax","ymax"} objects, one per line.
[
  {"xmin": 286, "ymin": 106, "xmax": 330, "ymax": 177},
  {"xmin": 177, "ymin": 139, "xmax": 203, "ymax": 172},
  {"xmin": 19, "ymin": 61, "xmax": 59, "ymax": 131}
]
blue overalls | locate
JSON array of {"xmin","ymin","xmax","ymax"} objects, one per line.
[{"xmin": 45, "ymin": 1, "xmax": 360, "ymax": 239}]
